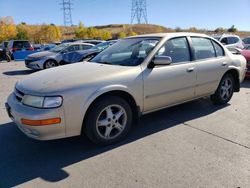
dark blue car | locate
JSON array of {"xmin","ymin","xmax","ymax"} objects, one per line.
[{"xmin": 60, "ymin": 40, "xmax": 117, "ymax": 64}]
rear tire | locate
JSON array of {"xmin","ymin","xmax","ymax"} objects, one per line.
[
  {"xmin": 84, "ymin": 95, "xmax": 133, "ymax": 146},
  {"xmin": 211, "ymin": 73, "xmax": 235, "ymax": 105}
]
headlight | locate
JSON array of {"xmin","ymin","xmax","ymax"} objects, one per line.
[
  {"xmin": 43, "ymin": 97, "xmax": 63, "ymax": 108},
  {"xmin": 22, "ymin": 95, "xmax": 63, "ymax": 108}
]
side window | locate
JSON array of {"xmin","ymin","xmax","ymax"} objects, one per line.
[
  {"xmin": 220, "ymin": 37, "xmax": 228, "ymax": 45},
  {"xmin": 212, "ymin": 41, "xmax": 224, "ymax": 57},
  {"xmin": 156, "ymin": 37, "xmax": 191, "ymax": 64},
  {"xmin": 228, "ymin": 37, "xmax": 238, "ymax": 44},
  {"xmin": 191, "ymin": 37, "xmax": 216, "ymax": 60},
  {"xmin": 66, "ymin": 45, "xmax": 80, "ymax": 52},
  {"xmin": 80, "ymin": 45, "xmax": 92, "ymax": 50}
]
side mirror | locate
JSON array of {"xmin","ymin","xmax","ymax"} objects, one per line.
[{"xmin": 153, "ymin": 55, "xmax": 172, "ymax": 66}]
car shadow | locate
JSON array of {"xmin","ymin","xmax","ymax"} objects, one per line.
[
  {"xmin": 3, "ymin": 70, "xmax": 36, "ymax": 76},
  {"xmin": 0, "ymin": 98, "xmax": 229, "ymax": 187},
  {"xmin": 241, "ymin": 79, "xmax": 250, "ymax": 88}
]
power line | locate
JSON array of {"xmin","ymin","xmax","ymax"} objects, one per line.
[
  {"xmin": 131, "ymin": 0, "xmax": 148, "ymax": 24},
  {"xmin": 61, "ymin": 0, "xmax": 73, "ymax": 26}
]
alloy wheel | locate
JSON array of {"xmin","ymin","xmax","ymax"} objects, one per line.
[{"xmin": 96, "ymin": 104, "xmax": 127, "ymax": 140}]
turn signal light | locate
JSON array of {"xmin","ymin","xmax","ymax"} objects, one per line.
[{"xmin": 21, "ymin": 118, "xmax": 61, "ymax": 126}]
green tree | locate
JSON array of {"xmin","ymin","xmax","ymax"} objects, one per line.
[
  {"xmin": 0, "ymin": 19, "xmax": 17, "ymax": 42},
  {"xmin": 101, "ymin": 31, "xmax": 112, "ymax": 40},
  {"xmin": 214, "ymin": 27, "xmax": 225, "ymax": 33},
  {"xmin": 228, "ymin": 25, "xmax": 237, "ymax": 33},
  {"xmin": 118, "ymin": 32, "xmax": 127, "ymax": 38},
  {"xmin": 128, "ymin": 31, "xmax": 137, "ymax": 36},
  {"xmin": 75, "ymin": 22, "xmax": 88, "ymax": 39},
  {"xmin": 16, "ymin": 24, "xmax": 29, "ymax": 40}
]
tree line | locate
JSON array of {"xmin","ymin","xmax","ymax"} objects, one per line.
[{"xmin": 0, "ymin": 16, "xmax": 243, "ymax": 44}]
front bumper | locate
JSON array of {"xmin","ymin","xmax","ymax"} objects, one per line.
[
  {"xmin": 6, "ymin": 93, "xmax": 66, "ymax": 140},
  {"xmin": 25, "ymin": 59, "xmax": 43, "ymax": 70}
]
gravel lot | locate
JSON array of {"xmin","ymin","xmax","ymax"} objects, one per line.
[{"xmin": 0, "ymin": 62, "xmax": 250, "ymax": 188}]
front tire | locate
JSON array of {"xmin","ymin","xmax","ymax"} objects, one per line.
[
  {"xmin": 44, "ymin": 60, "xmax": 58, "ymax": 69},
  {"xmin": 211, "ymin": 73, "xmax": 235, "ymax": 105},
  {"xmin": 84, "ymin": 95, "xmax": 133, "ymax": 146}
]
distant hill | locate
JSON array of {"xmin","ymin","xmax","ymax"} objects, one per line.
[{"xmin": 62, "ymin": 24, "xmax": 250, "ymax": 39}]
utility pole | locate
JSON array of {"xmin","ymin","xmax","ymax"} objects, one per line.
[
  {"xmin": 131, "ymin": 0, "xmax": 148, "ymax": 24},
  {"xmin": 61, "ymin": 0, "xmax": 73, "ymax": 26}
]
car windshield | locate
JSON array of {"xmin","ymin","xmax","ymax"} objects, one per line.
[
  {"xmin": 90, "ymin": 38, "xmax": 160, "ymax": 66},
  {"xmin": 91, "ymin": 41, "xmax": 115, "ymax": 51},
  {"xmin": 50, "ymin": 43, "xmax": 70, "ymax": 53}
]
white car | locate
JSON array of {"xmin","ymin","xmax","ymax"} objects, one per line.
[
  {"xmin": 25, "ymin": 42, "xmax": 94, "ymax": 70},
  {"xmin": 213, "ymin": 34, "xmax": 244, "ymax": 49},
  {"xmin": 6, "ymin": 33, "xmax": 246, "ymax": 145}
]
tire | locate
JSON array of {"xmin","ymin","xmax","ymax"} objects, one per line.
[
  {"xmin": 84, "ymin": 95, "xmax": 133, "ymax": 146},
  {"xmin": 44, "ymin": 60, "xmax": 58, "ymax": 69},
  {"xmin": 6, "ymin": 54, "xmax": 11, "ymax": 62},
  {"xmin": 211, "ymin": 73, "xmax": 235, "ymax": 105}
]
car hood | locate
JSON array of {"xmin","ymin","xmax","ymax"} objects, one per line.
[
  {"xmin": 16, "ymin": 62, "xmax": 140, "ymax": 95},
  {"xmin": 27, "ymin": 51, "xmax": 56, "ymax": 59}
]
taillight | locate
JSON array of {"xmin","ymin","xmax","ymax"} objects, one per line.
[
  {"xmin": 11, "ymin": 48, "xmax": 17, "ymax": 52},
  {"xmin": 27, "ymin": 47, "xmax": 34, "ymax": 51}
]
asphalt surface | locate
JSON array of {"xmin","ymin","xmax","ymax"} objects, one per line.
[{"xmin": 0, "ymin": 62, "xmax": 250, "ymax": 188}]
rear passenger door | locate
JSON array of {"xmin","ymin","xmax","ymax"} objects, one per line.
[{"xmin": 190, "ymin": 37, "xmax": 227, "ymax": 97}]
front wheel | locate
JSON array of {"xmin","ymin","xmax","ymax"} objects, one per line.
[
  {"xmin": 44, "ymin": 60, "xmax": 58, "ymax": 69},
  {"xmin": 84, "ymin": 96, "xmax": 133, "ymax": 146},
  {"xmin": 211, "ymin": 73, "xmax": 235, "ymax": 105}
]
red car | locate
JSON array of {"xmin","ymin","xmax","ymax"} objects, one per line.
[{"xmin": 240, "ymin": 46, "xmax": 250, "ymax": 78}]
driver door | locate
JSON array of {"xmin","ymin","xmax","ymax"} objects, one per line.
[{"xmin": 143, "ymin": 37, "xmax": 196, "ymax": 112}]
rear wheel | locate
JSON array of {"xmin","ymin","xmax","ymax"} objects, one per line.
[
  {"xmin": 84, "ymin": 95, "xmax": 133, "ymax": 146},
  {"xmin": 44, "ymin": 60, "xmax": 58, "ymax": 69},
  {"xmin": 211, "ymin": 73, "xmax": 235, "ymax": 105}
]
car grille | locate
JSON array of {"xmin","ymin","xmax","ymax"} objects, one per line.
[
  {"xmin": 14, "ymin": 88, "xmax": 25, "ymax": 102},
  {"xmin": 25, "ymin": 59, "xmax": 36, "ymax": 65}
]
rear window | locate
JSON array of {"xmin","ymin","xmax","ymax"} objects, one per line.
[
  {"xmin": 13, "ymin": 41, "xmax": 31, "ymax": 48},
  {"xmin": 212, "ymin": 41, "xmax": 224, "ymax": 57}
]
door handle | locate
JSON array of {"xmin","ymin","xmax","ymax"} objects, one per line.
[
  {"xmin": 187, "ymin": 67, "xmax": 195, "ymax": 72},
  {"xmin": 222, "ymin": 62, "xmax": 228, "ymax": 67}
]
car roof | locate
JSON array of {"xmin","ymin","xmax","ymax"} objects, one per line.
[
  {"xmin": 127, "ymin": 32, "xmax": 211, "ymax": 39},
  {"xmin": 65, "ymin": 42, "xmax": 95, "ymax": 46}
]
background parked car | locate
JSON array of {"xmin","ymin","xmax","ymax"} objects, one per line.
[
  {"xmin": 7, "ymin": 40, "xmax": 34, "ymax": 59},
  {"xmin": 61, "ymin": 40, "xmax": 117, "ymax": 64},
  {"xmin": 38, "ymin": 44, "xmax": 57, "ymax": 51},
  {"xmin": 25, "ymin": 42, "xmax": 94, "ymax": 69},
  {"xmin": 213, "ymin": 34, "xmax": 244, "ymax": 49},
  {"xmin": 242, "ymin": 37, "xmax": 250, "ymax": 48},
  {"xmin": 227, "ymin": 46, "xmax": 250, "ymax": 79},
  {"xmin": 0, "ymin": 41, "xmax": 8, "ymax": 50}
]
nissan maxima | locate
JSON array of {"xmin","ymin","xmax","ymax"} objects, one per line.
[{"xmin": 6, "ymin": 33, "xmax": 246, "ymax": 145}]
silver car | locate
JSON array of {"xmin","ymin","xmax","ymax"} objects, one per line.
[
  {"xmin": 25, "ymin": 42, "xmax": 94, "ymax": 70},
  {"xmin": 6, "ymin": 33, "xmax": 246, "ymax": 145}
]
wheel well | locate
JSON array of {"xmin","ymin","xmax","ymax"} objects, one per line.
[
  {"xmin": 44, "ymin": 59, "xmax": 58, "ymax": 69},
  {"xmin": 225, "ymin": 69, "xmax": 240, "ymax": 92},
  {"xmin": 81, "ymin": 90, "xmax": 140, "ymax": 134}
]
